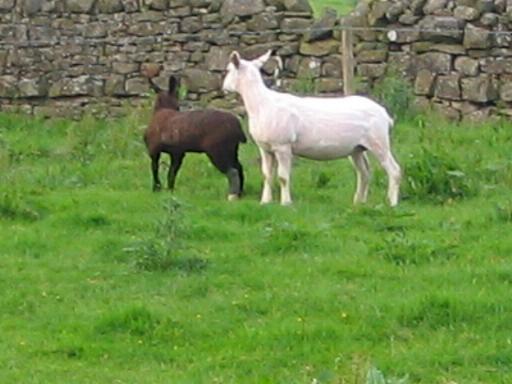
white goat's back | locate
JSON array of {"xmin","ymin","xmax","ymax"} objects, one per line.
[{"xmin": 259, "ymin": 92, "xmax": 393, "ymax": 160}]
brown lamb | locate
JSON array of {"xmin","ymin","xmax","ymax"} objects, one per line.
[{"xmin": 143, "ymin": 76, "xmax": 246, "ymax": 200}]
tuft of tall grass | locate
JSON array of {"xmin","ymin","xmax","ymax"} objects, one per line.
[
  {"xmin": 125, "ymin": 197, "xmax": 207, "ymax": 273},
  {"xmin": 371, "ymin": 66, "xmax": 415, "ymax": 120},
  {"xmin": 403, "ymin": 146, "xmax": 478, "ymax": 203},
  {"xmin": 372, "ymin": 231, "xmax": 458, "ymax": 266}
]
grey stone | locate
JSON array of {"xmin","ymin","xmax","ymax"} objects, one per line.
[
  {"xmin": 276, "ymin": 42, "xmax": 299, "ymax": 56},
  {"xmin": 183, "ymin": 68, "xmax": 221, "ymax": 92},
  {"xmin": 479, "ymin": 57, "xmax": 512, "ymax": 74},
  {"xmin": 423, "ymin": 0, "xmax": 448, "ymax": 14},
  {"xmin": 357, "ymin": 63, "xmax": 387, "ymax": 78},
  {"xmin": 283, "ymin": 0, "xmax": 312, "ymax": 13},
  {"xmin": 66, "ymin": 0, "xmax": 95, "ymax": 13},
  {"xmin": 499, "ymin": 81, "xmax": 512, "ymax": 101},
  {"xmin": 477, "ymin": 0, "xmax": 495, "ymax": 13},
  {"xmin": 98, "ymin": 0, "xmax": 124, "ymax": 13},
  {"xmin": 280, "ymin": 17, "xmax": 311, "ymax": 31},
  {"xmin": 461, "ymin": 75, "xmax": 498, "ymax": 102},
  {"xmin": 122, "ymin": 0, "xmax": 140, "ymax": 12},
  {"xmin": 247, "ymin": 12, "xmax": 280, "ymax": 31},
  {"xmin": 0, "ymin": 75, "xmax": 17, "ymax": 98},
  {"xmin": 388, "ymin": 52, "xmax": 416, "ymax": 77},
  {"xmin": 454, "ymin": 56, "xmax": 479, "ymax": 76},
  {"xmin": 23, "ymin": 0, "xmax": 43, "ymax": 15},
  {"xmin": 85, "ymin": 22, "xmax": 108, "ymax": 38},
  {"xmin": 386, "ymin": 2, "xmax": 406, "ymax": 22},
  {"xmin": 297, "ymin": 57, "xmax": 321, "ymax": 78},
  {"xmin": 113, "ymin": 62, "xmax": 139, "ymax": 74},
  {"xmin": 409, "ymin": 0, "xmax": 426, "ymax": 14},
  {"xmin": 315, "ymin": 78, "xmax": 342, "ymax": 93},
  {"xmin": 434, "ymin": 74, "xmax": 461, "ymax": 100},
  {"xmin": 357, "ymin": 49, "xmax": 388, "ymax": 63},
  {"xmin": 453, "ymin": 6, "xmax": 480, "ymax": 20},
  {"xmin": 415, "ymin": 69, "xmax": 436, "ymax": 96},
  {"xmin": 125, "ymin": 77, "xmax": 149, "ymax": 94},
  {"xmin": 181, "ymin": 17, "xmax": 202, "ymax": 33},
  {"xmin": 170, "ymin": 6, "xmax": 191, "ymax": 17},
  {"xmin": 206, "ymin": 46, "xmax": 234, "ymax": 71},
  {"xmin": 419, "ymin": 16, "xmax": 464, "ymax": 43},
  {"xmin": 461, "ymin": 106, "xmax": 494, "ymax": 122},
  {"xmin": 49, "ymin": 76, "xmax": 94, "ymax": 97},
  {"xmin": 0, "ymin": 0, "xmax": 15, "ymax": 11},
  {"xmin": 426, "ymin": 44, "xmax": 465, "ymax": 55},
  {"xmin": 145, "ymin": 0, "xmax": 168, "ymax": 10},
  {"xmin": 105, "ymin": 75, "xmax": 125, "ymax": 96},
  {"xmin": 433, "ymin": 103, "xmax": 461, "ymax": 121},
  {"xmin": 299, "ymin": 39, "xmax": 339, "ymax": 57},
  {"xmin": 18, "ymin": 78, "xmax": 48, "ymax": 97},
  {"xmin": 399, "ymin": 12, "xmax": 421, "ymax": 25},
  {"xmin": 241, "ymin": 43, "xmax": 276, "ymax": 60},
  {"xmin": 322, "ymin": 63, "xmax": 341, "ymax": 78},
  {"xmin": 480, "ymin": 13, "xmax": 500, "ymax": 27},
  {"xmin": 220, "ymin": 0, "xmax": 265, "ymax": 17},
  {"xmin": 452, "ymin": 100, "xmax": 480, "ymax": 115},
  {"xmin": 463, "ymin": 24, "xmax": 492, "ymax": 49},
  {"xmin": 416, "ymin": 52, "xmax": 452, "ymax": 74},
  {"xmin": 368, "ymin": 1, "xmax": 391, "ymax": 24}
]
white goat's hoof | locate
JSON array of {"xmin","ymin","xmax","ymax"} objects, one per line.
[{"xmin": 228, "ymin": 194, "xmax": 239, "ymax": 202}]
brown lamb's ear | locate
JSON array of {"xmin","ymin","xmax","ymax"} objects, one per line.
[
  {"xmin": 168, "ymin": 76, "xmax": 179, "ymax": 95},
  {"xmin": 230, "ymin": 51, "xmax": 241, "ymax": 69},
  {"xmin": 148, "ymin": 78, "xmax": 160, "ymax": 93}
]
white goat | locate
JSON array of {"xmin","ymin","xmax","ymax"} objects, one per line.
[{"xmin": 222, "ymin": 50, "xmax": 401, "ymax": 206}]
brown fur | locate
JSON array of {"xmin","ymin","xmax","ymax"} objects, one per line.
[{"xmin": 143, "ymin": 76, "xmax": 246, "ymax": 197}]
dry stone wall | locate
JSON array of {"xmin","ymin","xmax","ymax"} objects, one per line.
[
  {"xmin": 0, "ymin": 0, "xmax": 346, "ymax": 118},
  {"xmin": 348, "ymin": 0, "xmax": 512, "ymax": 120},
  {"xmin": 3, "ymin": 0, "xmax": 508, "ymax": 121}
]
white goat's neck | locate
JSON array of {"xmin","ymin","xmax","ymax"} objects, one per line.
[{"xmin": 237, "ymin": 71, "xmax": 269, "ymax": 117}]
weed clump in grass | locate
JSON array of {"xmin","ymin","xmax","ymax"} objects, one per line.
[
  {"xmin": 0, "ymin": 190, "xmax": 41, "ymax": 221},
  {"xmin": 403, "ymin": 147, "xmax": 478, "ymax": 203},
  {"xmin": 373, "ymin": 231, "xmax": 457, "ymax": 266},
  {"xmin": 258, "ymin": 220, "xmax": 314, "ymax": 256},
  {"xmin": 95, "ymin": 305, "xmax": 163, "ymax": 337},
  {"xmin": 127, "ymin": 197, "xmax": 207, "ymax": 273},
  {"xmin": 493, "ymin": 201, "xmax": 512, "ymax": 223}
]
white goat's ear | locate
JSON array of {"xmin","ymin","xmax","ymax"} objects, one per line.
[
  {"xmin": 230, "ymin": 51, "xmax": 241, "ymax": 69},
  {"xmin": 252, "ymin": 49, "xmax": 272, "ymax": 69}
]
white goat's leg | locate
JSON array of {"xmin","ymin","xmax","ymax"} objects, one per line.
[
  {"xmin": 364, "ymin": 136, "xmax": 401, "ymax": 207},
  {"xmin": 350, "ymin": 150, "xmax": 370, "ymax": 204},
  {"xmin": 259, "ymin": 148, "xmax": 274, "ymax": 204},
  {"xmin": 383, "ymin": 153, "xmax": 401, "ymax": 206},
  {"xmin": 274, "ymin": 146, "xmax": 293, "ymax": 206},
  {"xmin": 372, "ymin": 150, "xmax": 401, "ymax": 206}
]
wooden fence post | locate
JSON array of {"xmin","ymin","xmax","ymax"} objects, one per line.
[{"xmin": 342, "ymin": 29, "xmax": 354, "ymax": 95}]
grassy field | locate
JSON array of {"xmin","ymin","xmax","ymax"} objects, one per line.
[
  {"xmin": 310, "ymin": 0, "xmax": 357, "ymax": 15},
  {"xmin": 1, "ymin": 102, "xmax": 512, "ymax": 383}
]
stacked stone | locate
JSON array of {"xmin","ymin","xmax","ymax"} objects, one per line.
[
  {"xmin": 350, "ymin": 0, "xmax": 512, "ymax": 120},
  {"xmin": 0, "ymin": 0, "xmax": 346, "ymax": 118}
]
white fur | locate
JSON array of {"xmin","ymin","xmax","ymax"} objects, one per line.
[{"xmin": 223, "ymin": 50, "xmax": 401, "ymax": 206}]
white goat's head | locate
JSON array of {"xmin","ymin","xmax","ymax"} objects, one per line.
[{"xmin": 222, "ymin": 50, "xmax": 272, "ymax": 93}]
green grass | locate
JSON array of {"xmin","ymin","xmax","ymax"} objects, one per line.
[
  {"xmin": 1, "ymin": 104, "xmax": 512, "ymax": 383},
  {"xmin": 310, "ymin": 0, "xmax": 357, "ymax": 16}
]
